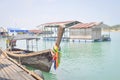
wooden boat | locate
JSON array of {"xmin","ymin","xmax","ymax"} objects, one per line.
[
  {"xmin": 5, "ymin": 26, "xmax": 65, "ymax": 72},
  {"xmin": 5, "ymin": 48, "xmax": 53, "ymax": 72}
]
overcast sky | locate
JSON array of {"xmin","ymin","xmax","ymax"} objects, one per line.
[{"xmin": 0, "ymin": 0, "xmax": 120, "ymax": 28}]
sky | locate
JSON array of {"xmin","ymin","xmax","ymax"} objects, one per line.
[{"xmin": 0, "ymin": 0, "xmax": 120, "ymax": 29}]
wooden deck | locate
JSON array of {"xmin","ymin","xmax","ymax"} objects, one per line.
[{"xmin": 0, "ymin": 49, "xmax": 43, "ymax": 80}]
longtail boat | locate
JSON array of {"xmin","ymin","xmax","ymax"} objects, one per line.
[
  {"xmin": 5, "ymin": 47, "xmax": 52, "ymax": 72},
  {"xmin": 5, "ymin": 25, "xmax": 65, "ymax": 72}
]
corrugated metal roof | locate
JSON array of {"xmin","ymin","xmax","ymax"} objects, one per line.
[
  {"xmin": 40, "ymin": 21, "xmax": 80, "ymax": 28},
  {"xmin": 70, "ymin": 22, "xmax": 102, "ymax": 29},
  {"xmin": 29, "ymin": 30, "xmax": 42, "ymax": 33},
  {"xmin": 41, "ymin": 21, "xmax": 76, "ymax": 25}
]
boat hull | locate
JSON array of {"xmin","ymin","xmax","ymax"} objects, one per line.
[{"xmin": 6, "ymin": 48, "xmax": 53, "ymax": 72}]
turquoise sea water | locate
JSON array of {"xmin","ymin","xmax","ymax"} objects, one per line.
[{"xmin": 0, "ymin": 32, "xmax": 120, "ymax": 80}]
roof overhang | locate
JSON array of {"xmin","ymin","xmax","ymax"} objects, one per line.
[
  {"xmin": 69, "ymin": 22, "xmax": 109, "ymax": 29},
  {"xmin": 38, "ymin": 21, "xmax": 81, "ymax": 28}
]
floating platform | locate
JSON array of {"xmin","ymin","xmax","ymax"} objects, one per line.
[
  {"xmin": 11, "ymin": 34, "xmax": 40, "ymax": 40},
  {"xmin": 43, "ymin": 37, "xmax": 69, "ymax": 41},
  {"xmin": 43, "ymin": 37, "xmax": 111, "ymax": 42}
]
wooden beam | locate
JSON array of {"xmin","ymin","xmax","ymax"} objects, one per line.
[{"xmin": 55, "ymin": 26, "xmax": 65, "ymax": 47}]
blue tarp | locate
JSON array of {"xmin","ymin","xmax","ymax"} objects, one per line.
[{"xmin": 8, "ymin": 28, "xmax": 28, "ymax": 33}]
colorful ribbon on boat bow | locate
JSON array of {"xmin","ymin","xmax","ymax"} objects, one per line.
[{"xmin": 51, "ymin": 43, "xmax": 61, "ymax": 70}]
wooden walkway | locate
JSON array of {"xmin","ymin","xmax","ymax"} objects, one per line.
[
  {"xmin": 12, "ymin": 34, "xmax": 40, "ymax": 40},
  {"xmin": 0, "ymin": 49, "xmax": 43, "ymax": 80}
]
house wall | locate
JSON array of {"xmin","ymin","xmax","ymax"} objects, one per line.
[
  {"xmin": 42, "ymin": 27, "xmax": 102, "ymax": 40},
  {"xmin": 41, "ymin": 21, "xmax": 80, "ymax": 38},
  {"xmin": 69, "ymin": 28, "xmax": 92, "ymax": 39},
  {"xmin": 69, "ymin": 27, "xmax": 102, "ymax": 40},
  {"xmin": 63, "ymin": 28, "xmax": 69, "ymax": 38},
  {"xmin": 92, "ymin": 28, "xmax": 101, "ymax": 40},
  {"xmin": 43, "ymin": 27, "xmax": 58, "ymax": 37},
  {"xmin": 43, "ymin": 26, "xmax": 71, "ymax": 38}
]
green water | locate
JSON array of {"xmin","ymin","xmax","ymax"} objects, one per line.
[
  {"xmin": 0, "ymin": 32, "xmax": 120, "ymax": 80},
  {"xmin": 42, "ymin": 32, "xmax": 120, "ymax": 80}
]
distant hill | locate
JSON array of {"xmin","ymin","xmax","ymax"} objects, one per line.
[{"xmin": 111, "ymin": 24, "xmax": 120, "ymax": 31}]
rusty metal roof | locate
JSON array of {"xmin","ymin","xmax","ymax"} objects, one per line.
[
  {"xmin": 40, "ymin": 21, "xmax": 80, "ymax": 28},
  {"xmin": 29, "ymin": 30, "xmax": 42, "ymax": 34},
  {"xmin": 41, "ymin": 21, "xmax": 76, "ymax": 25},
  {"xmin": 70, "ymin": 22, "xmax": 103, "ymax": 29}
]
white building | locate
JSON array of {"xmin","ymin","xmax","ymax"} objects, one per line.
[
  {"xmin": 39, "ymin": 21, "xmax": 80, "ymax": 40},
  {"xmin": 37, "ymin": 21, "xmax": 111, "ymax": 42}
]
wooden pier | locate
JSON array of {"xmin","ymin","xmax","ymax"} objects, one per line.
[{"xmin": 0, "ymin": 49, "xmax": 43, "ymax": 80}]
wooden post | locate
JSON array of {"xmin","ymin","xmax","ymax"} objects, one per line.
[
  {"xmin": 19, "ymin": 56, "xmax": 21, "ymax": 64},
  {"xmin": 108, "ymin": 27, "xmax": 111, "ymax": 38},
  {"xmin": 26, "ymin": 40, "xmax": 29, "ymax": 51},
  {"xmin": 55, "ymin": 26, "xmax": 65, "ymax": 47},
  {"xmin": 36, "ymin": 39, "xmax": 38, "ymax": 51},
  {"xmin": 32, "ymin": 39, "xmax": 33, "ymax": 51},
  {"xmin": 85, "ymin": 28, "xmax": 86, "ymax": 42}
]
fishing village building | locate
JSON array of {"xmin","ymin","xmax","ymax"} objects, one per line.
[
  {"xmin": 69, "ymin": 22, "xmax": 111, "ymax": 42},
  {"xmin": 7, "ymin": 27, "xmax": 42, "ymax": 36},
  {"xmin": 38, "ymin": 21, "xmax": 111, "ymax": 42},
  {"xmin": 7, "ymin": 28, "xmax": 29, "ymax": 36},
  {"xmin": 39, "ymin": 21, "xmax": 80, "ymax": 41},
  {"xmin": 29, "ymin": 29, "xmax": 42, "ymax": 35}
]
